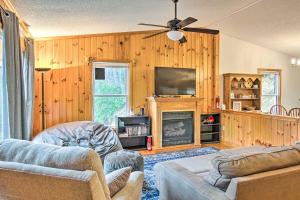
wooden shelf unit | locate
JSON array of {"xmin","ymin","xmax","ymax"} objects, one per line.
[
  {"xmin": 116, "ymin": 116, "xmax": 151, "ymax": 150},
  {"xmin": 200, "ymin": 114, "xmax": 221, "ymax": 143},
  {"xmin": 223, "ymin": 73, "xmax": 262, "ymax": 111}
]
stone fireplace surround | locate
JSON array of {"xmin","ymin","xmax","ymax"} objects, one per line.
[{"xmin": 147, "ymin": 97, "xmax": 203, "ymax": 150}]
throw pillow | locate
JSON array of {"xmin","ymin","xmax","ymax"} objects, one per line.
[
  {"xmin": 105, "ymin": 167, "xmax": 132, "ymax": 197},
  {"xmin": 205, "ymin": 146, "xmax": 300, "ymax": 191}
]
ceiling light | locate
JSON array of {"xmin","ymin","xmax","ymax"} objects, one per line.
[
  {"xmin": 167, "ymin": 30, "xmax": 184, "ymax": 41},
  {"xmin": 291, "ymin": 58, "xmax": 297, "ymax": 65},
  {"xmin": 297, "ymin": 59, "xmax": 300, "ymax": 66}
]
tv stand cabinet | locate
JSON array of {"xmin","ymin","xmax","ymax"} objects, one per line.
[{"xmin": 146, "ymin": 97, "xmax": 204, "ymax": 150}]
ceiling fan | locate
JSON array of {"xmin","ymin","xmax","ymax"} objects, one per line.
[{"xmin": 138, "ymin": 0, "xmax": 219, "ymax": 43}]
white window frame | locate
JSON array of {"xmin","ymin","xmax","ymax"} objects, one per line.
[
  {"xmin": 92, "ymin": 62, "xmax": 130, "ymax": 126},
  {"xmin": 258, "ymin": 68, "xmax": 282, "ymax": 112}
]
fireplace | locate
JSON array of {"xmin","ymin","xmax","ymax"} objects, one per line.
[{"xmin": 162, "ymin": 111, "xmax": 194, "ymax": 147}]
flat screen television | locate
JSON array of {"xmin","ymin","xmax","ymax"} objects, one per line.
[{"xmin": 155, "ymin": 67, "xmax": 196, "ymax": 96}]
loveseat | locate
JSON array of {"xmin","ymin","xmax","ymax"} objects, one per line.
[
  {"xmin": 154, "ymin": 146, "xmax": 300, "ymax": 200},
  {"xmin": 0, "ymin": 139, "xmax": 144, "ymax": 200}
]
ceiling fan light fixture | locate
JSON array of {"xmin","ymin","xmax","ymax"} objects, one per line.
[{"xmin": 167, "ymin": 30, "xmax": 184, "ymax": 41}]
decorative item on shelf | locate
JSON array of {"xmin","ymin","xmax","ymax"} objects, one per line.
[
  {"xmin": 140, "ymin": 107, "xmax": 144, "ymax": 116},
  {"xmin": 245, "ymin": 78, "xmax": 254, "ymax": 89},
  {"xmin": 230, "ymin": 92, "xmax": 235, "ymax": 99},
  {"xmin": 35, "ymin": 67, "xmax": 52, "ymax": 130},
  {"xmin": 220, "ymin": 103, "xmax": 226, "ymax": 110},
  {"xmin": 239, "ymin": 78, "xmax": 245, "ymax": 88},
  {"xmin": 237, "ymin": 93, "xmax": 243, "ymax": 98},
  {"xmin": 244, "ymin": 105, "xmax": 256, "ymax": 111},
  {"xmin": 253, "ymin": 84, "xmax": 259, "ymax": 89},
  {"xmin": 215, "ymin": 96, "xmax": 220, "ymax": 109},
  {"xmin": 231, "ymin": 78, "xmax": 239, "ymax": 89},
  {"xmin": 233, "ymin": 101, "xmax": 242, "ymax": 111},
  {"xmin": 202, "ymin": 115, "xmax": 215, "ymax": 124}
]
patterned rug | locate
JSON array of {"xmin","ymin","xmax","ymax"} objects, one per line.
[{"xmin": 142, "ymin": 147, "xmax": 218, "ymax": 200}]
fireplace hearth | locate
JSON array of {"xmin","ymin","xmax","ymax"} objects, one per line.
[{"xmin": 162, "ymin": 111, "xmax": 194, "ymax": 147}]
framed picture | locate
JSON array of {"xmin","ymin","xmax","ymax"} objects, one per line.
[{"xmin": 233, "ymin": 101, "xmax": 242, "ymax": 111}]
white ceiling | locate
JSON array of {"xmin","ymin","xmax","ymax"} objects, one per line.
[{"xmin": 11, "ymin": 0, "xmax": 300, "ymax": 56}]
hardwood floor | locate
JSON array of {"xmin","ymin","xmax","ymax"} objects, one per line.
[{"xmin": 139, "ymin": 142, "xmax": 235, "ymax": 155}]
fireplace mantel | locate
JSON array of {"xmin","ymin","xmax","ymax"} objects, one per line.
[
  {"xmin": 146, "ymin": 97, "xmax": 203, "ymax": 150},
  {"xmin": 146, "ymin": 97, "xmax": 204, "ymax": 102}
]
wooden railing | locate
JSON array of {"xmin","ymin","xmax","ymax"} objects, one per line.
[{"xmin": 221, "ymin": 110, "xmax": 300, "ymax": 147}]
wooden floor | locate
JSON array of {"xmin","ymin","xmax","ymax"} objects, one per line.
[{"xmin": 139, "ymin": 142, "xmax": 235, "ymax": 155}]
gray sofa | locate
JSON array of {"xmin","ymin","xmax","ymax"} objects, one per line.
[
  {"xmin": 154, "ymin": 146, "xmax": 300, "ymax": 200},
  {"xmin": 0, "ymin": 139, "xmax": 144, "ymax": 200}
]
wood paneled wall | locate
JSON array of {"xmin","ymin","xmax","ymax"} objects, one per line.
[
  {"xmin": 222, "ymin": 110, "xmax": 300, "ymax": 147},
  {"xmin": 34, "ymin": 31, "xmax": 220, "ymax": 135}
]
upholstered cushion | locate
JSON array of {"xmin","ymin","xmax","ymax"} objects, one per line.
[
  {"xmin": 0, "ymin": 139, "xmax": 111, "ymax": 199},
  {"xmin": 106, "ymin": 167, "xmax": 132, "ymax": 197},
  {"xmin": 104, "ymin": 150, "xmax": 144, "ymax": 174},
  {"xmin": 205, "ymin": 146, "xmax": 300, "ymax": 191}
]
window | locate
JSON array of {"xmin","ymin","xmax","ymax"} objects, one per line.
[
  {"xmin": 93, "ymin": 62, "xmax": 129, "ymax": 127},
  {"xmin": 258, "ymin": 69, "xmax": 281, "ymax": 113}
]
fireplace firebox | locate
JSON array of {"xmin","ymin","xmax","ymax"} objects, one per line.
[{"xmin": 162, "ymin": 111, "xmax": 194, "ymax": 147}]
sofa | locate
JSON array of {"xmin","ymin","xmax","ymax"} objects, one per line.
[
  {"xmin": 0, "ymin": 139, "xmax": 144, "ymax": 200},
  {"xmin": 154, "ymin": 146, "xmax": 300, "ymax": 200},
  {"xmin": 33, "ymin": 121, "xmax": 123, "ymax": 161}
]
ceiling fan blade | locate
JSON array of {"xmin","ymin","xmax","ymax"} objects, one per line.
[
  {"xmin": 179, "ymin": 36, "xmax": 187, "ymax": 44},
  {"xmin": 138, "ymin": 23, "xmax": 169, "ymax": 28},
  {"xmin": 143, "ymin": 30, "xmax": 169, "ymax": 39},
  {"xmin": 176, "ymin": 17, "xmax": 197, "ymax": 28},
  {"xmin": 183, "ymin": 27, "xmax": 219, "ymax": 35}
]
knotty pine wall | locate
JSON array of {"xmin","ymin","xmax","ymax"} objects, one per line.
[{"xmin": 33, "ymin": 31, "xmax": 219, "ymax": 135}]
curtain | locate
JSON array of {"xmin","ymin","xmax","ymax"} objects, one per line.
[
  {"xmin": 22, "ymin": 38, "xmax": 35, "ymax": 140},
  {"xmin": 0, "ymin": 8, "xmax": 34, "ymax": 140}
]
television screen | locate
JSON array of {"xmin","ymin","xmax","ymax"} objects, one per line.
[{"xmin": 155, "ymin": 67, "xmax": 196, "ymax": 96}]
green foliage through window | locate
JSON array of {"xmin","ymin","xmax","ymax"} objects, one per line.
[{"xmin": 93, "ymin": 65, "xmax": 128, "ymax": 126}]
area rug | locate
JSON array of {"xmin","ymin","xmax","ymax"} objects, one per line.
[{"xmin": 142, "ymin": 147, "xmax": 218, "ymax": 200}]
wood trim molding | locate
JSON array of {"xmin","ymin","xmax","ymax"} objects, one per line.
[
  {"xmin": 34, "ymin": 30, "xmax": 221, "ymax": 41},
  {"xmin": 35, "ymin": 30, "xmax": 165, "ymax": 41}
]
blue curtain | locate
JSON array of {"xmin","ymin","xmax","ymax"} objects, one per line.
[{"xmin": 1, "ymin": 8, "xmax": 34, "ymax": 140}]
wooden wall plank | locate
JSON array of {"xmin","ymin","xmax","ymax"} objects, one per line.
[
  {"xmin": 84, "ymin": 37, "xmax": 92, "ymax": 120},
  {"xmin": 52, "ymin": 40, "xmax": 60, "ymax": 125},
  {"xmin": 78, "ymin": 38, "xmax": 85, "ymax": 120},
  {"xmin": 58, "ymin": 39, "xmax": 67, "ymax": 123},
  {"xmin": 45, "ymin": 40, "xmax": 53, "ymax": 129},
  {"xmin": 65, "ymin": 39, "xmax": 73, "ymax": 122}
]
